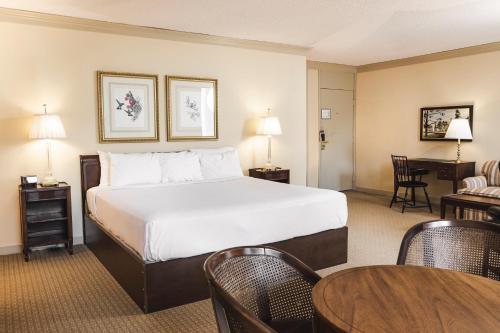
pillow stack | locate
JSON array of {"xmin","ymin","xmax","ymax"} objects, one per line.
[
  {"xmin": 191, "ymin": 148, "xmax": 243, "ymax": 180},
  {"xmin": 97, "ymin": 147, "xmax": 242, "ymax": 187}
]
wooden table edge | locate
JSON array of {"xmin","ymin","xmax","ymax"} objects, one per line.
[{"xmin": 312, "ymin": 265, "xmax": 500, "ymax": 333}]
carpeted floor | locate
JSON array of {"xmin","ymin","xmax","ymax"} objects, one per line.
[{"xmin": 0, "ymin": 191, "xmax": 438, "ymax": 332}]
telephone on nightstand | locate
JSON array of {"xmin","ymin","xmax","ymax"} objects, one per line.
[
  {"xmin": 21, "ymin": 175, "xmax": 38, "ymax": 188},
  {"xmin": 319, "ymin": 130, "xmax": 328, "ymax": 150}
]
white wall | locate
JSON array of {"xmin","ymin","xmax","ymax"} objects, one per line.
[
  {"xmin": 0, "ymin": 21, "xmax": 307, "ymax": 252},
  {"xmin": 356, "ymin": 51, "xmax": 500, "ymax": 197}
]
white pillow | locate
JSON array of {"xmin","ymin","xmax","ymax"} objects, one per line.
[
  {"xmin": 109, "ymin": 153, "xmax": 161, "ymax": 186},
  {"xmin": 98, "ymin": 151, "xmax": 110, "ymax": 186},
  {"xmin": 198, "ymin": 149, "xmax": 243, "ymax": 180},
  {"xmin": 159, "ymin": 152, "xmax": 203, "ymax": 183}
]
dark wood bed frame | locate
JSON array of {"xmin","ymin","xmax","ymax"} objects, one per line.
[{"xmin": 80, "ymin": 155, "xmax": 348, "ymax": 313}]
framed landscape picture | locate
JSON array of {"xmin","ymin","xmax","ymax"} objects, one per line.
[
  {"xmin": 166, "ymin": 76, "xmax": 218, "ymax": 141},
  {"xmin": 420, "ymin": 105, "xmax": 473, "ymax": 141},
  {"xmin": 97, "ymin": 71, "xmax": 159, "ymax": 143}
]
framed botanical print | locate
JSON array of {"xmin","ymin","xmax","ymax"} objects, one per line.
[
  {"xmin": 97, "ymin": 71, "xmax": 159, "ymax": 143},
  {"xmin": 420, "ymin": 105, "xmax": 473, "ymax": 141},
  {"xmin": 166, "ymin": 76, "xmax": 218, "ymax": 141}
]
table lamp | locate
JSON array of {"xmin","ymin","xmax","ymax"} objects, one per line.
[
  {"xmin": 29, "ymin": 104, "xmax": 66, "ymax": 186},
  {"xmin": 257, "ymin": 108, "xmax": 282, "ymax": 170},
  {"xmin": 445, "ymin": 118, "xmax": 472, "ymax": 163}
]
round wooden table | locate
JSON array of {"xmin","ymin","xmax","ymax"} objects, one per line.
[{"xmin": 312, "ymin": 265, "xmax": 500, "ymax": 333}]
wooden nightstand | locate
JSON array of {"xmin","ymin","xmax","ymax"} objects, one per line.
[
  {"xmin": 249, "ymin": 168, "xmax": 290, "ymax": 184},
  {"xmin": 19, "ymin": 183, "xmax": 73, "ymax": 261}
]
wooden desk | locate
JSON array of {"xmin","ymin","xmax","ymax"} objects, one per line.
[
  {"xmin": 407, "ymin": 158, "xmax": 475, "ymax": 193},
  {"xmin": 313, "ymin": 265, "xmax": 500, "ymax": 333}
]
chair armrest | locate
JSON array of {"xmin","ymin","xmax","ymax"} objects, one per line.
[
  {"xmin": 487, "ymin": 206, "xmax": 500, "ymax": 221},
  {"xmin": 461, "ymin": 176, "xmax": 488, "ymax": 190}
]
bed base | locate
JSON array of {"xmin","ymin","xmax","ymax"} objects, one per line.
[{"xmin": 80, "ymin": 155, "xmax": 348, "ymax": 313}]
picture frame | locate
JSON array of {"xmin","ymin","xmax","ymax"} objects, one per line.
[
  {"xmin": 166, "ymin": 76, "xmax": 218, "ymax": 141},
  {"xmin": 321, "ymin": 108, "xmax": 332, "ymax": 120},
  {"xmin": 97, "ymin": 71, "xmax": 159, "ymax": 143},
  {"xmin": 420, "ymin": 105, "xmax": 473, "ymax": 141}
]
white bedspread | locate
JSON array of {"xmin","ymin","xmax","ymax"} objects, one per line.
[{"xmin": 87, "ymin": 176, "xmax": 347, "ymax": 262}]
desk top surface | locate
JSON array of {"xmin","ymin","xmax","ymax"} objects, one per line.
[
  {"xmin": 313, "ymin": 265, "xmax": 500, "ymax": 333},
  {"xmin": 408, "ymin": 158, "xmax": 474, "ymax": 164}
]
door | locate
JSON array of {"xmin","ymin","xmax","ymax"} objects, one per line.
[{"xmin": 319, "ymin": 88, "xmax": 354, "ymax": 191}]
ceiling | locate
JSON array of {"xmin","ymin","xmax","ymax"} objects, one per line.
[{"xmin": 1, "ymin": 0, "xmax": 500, "ymax": 65}]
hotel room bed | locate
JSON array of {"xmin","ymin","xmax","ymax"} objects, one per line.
[
  {"xmin": 80, "ymin": 155, "xmax": 348, "ymax": 313},
  {"xmin": 87, "ymin": 176, "xmax": 347, "ymax": 262}
]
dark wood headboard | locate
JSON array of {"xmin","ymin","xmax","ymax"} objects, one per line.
[{"xmin": 80, "ymin": 155, "xmax": 100, "ymax": 218}]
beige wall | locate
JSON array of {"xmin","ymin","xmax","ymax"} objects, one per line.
[
  {"xmin": 0, "ymin": 21, "xmax": 307, "ymax": 252},
  {"xmin": 356, "ymin": 51, "xmax": 500, "ymax": 198}
]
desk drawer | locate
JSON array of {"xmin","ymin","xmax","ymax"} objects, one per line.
[{"xmin": 437, "ymin": 166, "xmax": 455, "ymax": 180}]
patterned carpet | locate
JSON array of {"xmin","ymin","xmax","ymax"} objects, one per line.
[{"xmin": 0, "ymin": 191, "xmax": 437, "ymax": 332}]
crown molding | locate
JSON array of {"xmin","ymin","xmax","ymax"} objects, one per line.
[
  {"xmin": 307, "ymin": 60, "xmax": 357, "ymax": 73},
  {"xmin": 0, "ymin": 7, "xmax": 309, "ymax": 56},
  {"xmin": 358, "ymin": 41, "xmax": 500, "ymax": 72}
]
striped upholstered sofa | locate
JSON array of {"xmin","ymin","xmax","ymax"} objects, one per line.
[{"xmin": 458, "ymin": 160, "xmax": 500, "ymax": 220}]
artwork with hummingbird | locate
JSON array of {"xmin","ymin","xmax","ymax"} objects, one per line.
[
  {"xmin": 97, "ymin": 71, "xmax": 159, "ymax": 142},
  {"xmin": 116, "ymin": 90, "xmax": 143, "ymax": 121}
]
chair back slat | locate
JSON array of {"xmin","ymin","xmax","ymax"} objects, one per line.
[
  {"xmin": 391, "ymin": 155, "xmax": 412, "ymax": 184},
  {"xmin": 398, "ymin": 220, "xmax": 500, "ymax": 281}
]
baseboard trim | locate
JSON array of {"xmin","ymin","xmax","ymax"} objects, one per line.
[
  {"xmin": 0, "ymin": 236, "xmax": 84, "ymax": 256},
  {"xmin": 0, "ymin": 244, "xmax": 22, "ymax": 255},
  {"xmin": 354, "ymin": 186, "xmax": 441, "ymax": 205}
]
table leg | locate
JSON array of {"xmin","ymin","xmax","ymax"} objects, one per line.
[
  {"xmin": 440, "ymin": 199, "xmax": 446, "ymax": 219},
  {"xmin": 459, "ymin": 207, "xmax": 464, "ymax": 219},
  {"xmin": 411, "ymin": 175, "xmax": 416, "ymax": 205}
]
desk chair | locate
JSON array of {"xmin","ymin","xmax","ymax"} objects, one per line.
[{"xmin": 390, "ymin": 155, "xmax": 432, "ymax": 213}]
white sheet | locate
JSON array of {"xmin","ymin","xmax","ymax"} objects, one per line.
[{"xmin": 87, "ymin": 176, "xmax": 347, "ymax": 262}]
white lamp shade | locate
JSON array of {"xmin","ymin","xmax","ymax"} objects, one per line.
[
  {"xmin": 445, "ymin": 118, "xmax": 472, "ymax": 140},
  {"xmin": 29, "ymin": 114, "xmax": 66, "ymax": 139},
  {"xmin": 257, "ymin": 116, "xmax": 282, "ymax": 136}
]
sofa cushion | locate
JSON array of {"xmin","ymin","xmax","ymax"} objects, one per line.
[
  {"xmin": 459, "ymin": 186, "xmax": 500, "ymax": 199},
  {"xmin": 462, "ymin": 176, "xmax": 487, "ymax": 190},
  {"xmin": 481, "ymin": 160, "xmax": 500, "ymax": 186}
]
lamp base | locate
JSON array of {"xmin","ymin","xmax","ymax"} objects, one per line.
[
  {"xmin": 262, "ymin": 162, "xmax": 278, "ymax": 171},
  {"xmin": 41, "ymin": 175, "xmax": 59, "ymax": 187}
]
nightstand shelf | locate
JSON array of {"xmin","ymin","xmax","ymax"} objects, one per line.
[
  {"xmin": 19, "ymin": 183, "xmax": 73, "ymax": 261},
  {"xmin": 27, "ymin": 234, "xmax": 69, "ymax": 247},
  {"xmin": 249, "ymin": 168, "xmax": 290, "ymax": 184},
  {"xmin": 26, "ymin": 212, "xmax": 68, "ymax": 224}
]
